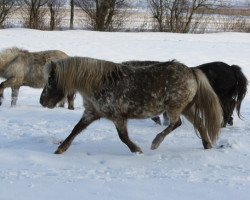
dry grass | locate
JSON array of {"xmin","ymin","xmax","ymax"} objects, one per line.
[{"xmin": 200, "ymin": 8, "xmax": 250, "ymax": 17}]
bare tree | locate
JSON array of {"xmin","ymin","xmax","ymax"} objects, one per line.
[
  {"xmin": 75, "ymin": 0, "xmax": 130, "ymax": 31},
  {"xmin": 0, "ymin": 0, "xmax": 15, "ymax": 28},
  {"xmin": 70, "ymin": 0, "xmax": 74, "ymax": 29},
  {"xmin": 148, "ymin": 0, "xmax": 226, "ymax": 33},
  {"xmin": 47, "ymin": 0, "xmax": 66, "ymax": 30},
  {"xmin": 22, "ymin": 0, "xmax": 49, "ymax": 29},
  {"xmin": 148, "ymin": 0, "xmax": 166, "ymax": 31}
]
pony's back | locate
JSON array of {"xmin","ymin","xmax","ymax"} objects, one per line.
[
  {"xmin": 0, "ymin": 47, "xmax": 27, "ymax": 73},
  {"xmin": 122, "ymin": 61, "xmax": 160, "ymax": 67},
  {"xmin": 196, "ymin": 62, "xmax": 235, "ymax": 95}
]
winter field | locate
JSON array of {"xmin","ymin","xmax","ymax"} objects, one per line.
[{"xmin": 0, "ymin": 29, "xmax": 250, "ymax": 200}]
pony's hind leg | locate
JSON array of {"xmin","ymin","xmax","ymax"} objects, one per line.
[
  {"xmin": 163, "ymin": 112, "xmax": 170, "ymax": 126},
  {"xmin": 114, "ymin": 119, "xmax": 143, "ymax": 153},
  {"xmin": 55, "ymin": 112, "xmax": 100, "ymax": 154},
  {"xmin": 183, "ymin": 108, "xmax": 212, "ymax": 149},
  {"xmin": 11, "ymin": 86, "xmax": 20, "ymax": 106},
  {"xmin": 223, "ymin": 98, "xmax": 236, "ymax": 127},
  {"xmin": 0, "ymin": 77, "xmax": 17, "ymax": 106},
  {"xmin": 151, "ymin": 112, "xmax": 182, "ymax": 150}
]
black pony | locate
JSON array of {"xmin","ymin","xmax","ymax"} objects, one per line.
[
  {"xmin": 123, "ymin": 61, "xmax": 248, "ymax": 127},
  {"xmin": 196, "ymin": 62, "xmax": 248, "ymax": 127}
]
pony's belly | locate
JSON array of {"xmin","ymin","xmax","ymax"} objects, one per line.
[
  {"xmin": 126, "ymin": 109, "xmax": 164, "ymax": 119},
  {"xmin": 24, "ymin": 81, "xmax": 44, "ymax": 88},
  {"xmin": 94, "ymin": 98, "xmax": 166, "ymax": 119}
]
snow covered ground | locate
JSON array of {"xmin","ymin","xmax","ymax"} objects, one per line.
[{"xmin": 0, "ymin": 29, "xmax": 250, "ymax": 200}]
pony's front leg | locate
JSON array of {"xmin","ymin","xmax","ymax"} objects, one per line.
[
  {"xmin": 151, "ymin": 117, "xmax": 182, "ymax": 150},
  {"xmin": 114, "ymin": 119, "xmax": 143, "ymax": 153},
  {"xmin": 55, "ymin": 113, "xmax": 99, "ymax": 154},
  {"xmin": 57, "ymin": 93, "xmax": 75, "ymax": 110},
  {"xmin": 11, "ymin": 86, "xmax": 20, "ymax": 106},
  {"xmin": 67, "ymin": 92, "xmax": 75, "ymax": 110}
]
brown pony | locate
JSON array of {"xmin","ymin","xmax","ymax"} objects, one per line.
[
  {"xmin": 40, "ymin": 57, "xmax": 222, "ymax": 154},
  {"xmin": 0, "ymin": 47, "xmax": 74, "ymax": 109}
]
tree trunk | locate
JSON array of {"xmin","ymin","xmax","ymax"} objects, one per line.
[
  {"xmin": 70, "ymin": 0, "xmax": 74, "ymax": 29},
  {"xmin": 49, "ymin": 4, "xmax": 55, "ymax": 30}
]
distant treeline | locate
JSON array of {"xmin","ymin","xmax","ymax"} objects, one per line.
[{"xmin": 1, "ymin": 0, "xmax": 250, "ymax": 33}]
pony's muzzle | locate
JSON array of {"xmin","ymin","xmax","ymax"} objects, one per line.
[
  {"xmin": 40, "ymin": 98, "xmax": 55, "ymax": 109},
  {"xmin": 40, "ymin": 95, "xmax": 51, "ymax": 108},
  {"xmin": 39, "ymin": 97, "xmax": 45, "ymax": 107}
]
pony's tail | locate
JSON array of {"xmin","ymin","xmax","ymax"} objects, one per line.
[
  {"xmin": 231, "ymin": 65, "xmax": 248, "ymax": 119},
  {"xmin": 192, "ymin": 69, "xmax": 223, "ymax": 145}
]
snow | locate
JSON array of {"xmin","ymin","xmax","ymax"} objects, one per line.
[{"xmin": 0, "ymin": 28, "xmax": 250, "ymax": 200}]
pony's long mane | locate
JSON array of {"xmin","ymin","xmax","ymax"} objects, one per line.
[{"xmin": 45, "ymin": 57, "xmax": 124, "ymax": 94}]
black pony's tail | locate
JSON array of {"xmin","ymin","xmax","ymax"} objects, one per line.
[{"xmin": 231, "ymin": 65, "xmax": 248, "ymax": 118}]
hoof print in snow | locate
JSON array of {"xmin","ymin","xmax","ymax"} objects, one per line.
[{"xmin": 217, "ymin": 140, "xmax": 232, "ymax": 149}]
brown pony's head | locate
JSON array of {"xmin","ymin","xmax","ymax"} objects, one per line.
[{"xmin": 40, "ymin": 61, "xmax": 65, "ymax": 108}]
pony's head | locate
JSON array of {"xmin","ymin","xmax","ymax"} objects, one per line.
[{"xmin": 40, "ymin": 61, "xmax": 65, "ymax": 108}]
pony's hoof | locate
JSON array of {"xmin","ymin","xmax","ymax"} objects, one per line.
[
  {"xmin": 151, "ymin": 138, "xmax": 161, "ymax": 150},
  {"xmin": 202, "ymin": 140, "xmax": 212, "ymax": 149},
  {"xmin": 227, "ymin": 117, "xmax": 233, "ymax": 126},
  {"xmin": 138, "ymin": 149, "xmax": 143, "ymax": 154},
  {"xmin": 151, "ymin": 134, "xmax": 164, "ymax": 150},
  {"xmin": 135, "ymin": 151, "xmax": 143, "ymax": 155},
  {"xmin": 131, "ymin": 147, "xmax": 143, "ymax": 154},
  {"xmin": 151, "ymin": 142, "xmax": 160, "ymax": 150},
  {"xmin": 204, "ymin": 146, "xmax": 212, "ymax": 150},
  {"xmin": 134, "ymin": 150, "xmax": 143, "ymax": 154},
  {"xmin": 54, "ymin": 148, "xmax": 64, "ymax": 154}
]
